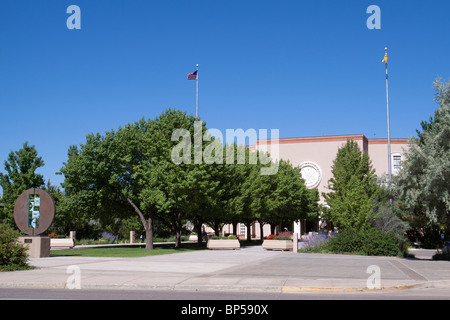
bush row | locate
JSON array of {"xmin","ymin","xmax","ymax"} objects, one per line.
[
  {"xmin": 302, "ymin": 228, "xmax": 408, "ymax": 257},
  {"xmin": 326, "ymin": 228, "xmax": 405, "ymax": 256}
]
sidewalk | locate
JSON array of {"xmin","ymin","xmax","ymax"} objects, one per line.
[{"xmin": 1, "ymin": 245, "xmax": 449, "ymax": 293}]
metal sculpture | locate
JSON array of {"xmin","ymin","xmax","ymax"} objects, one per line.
[{"xmin": 13, "ymin": 188, "xmax": 55, "ymax": 236}]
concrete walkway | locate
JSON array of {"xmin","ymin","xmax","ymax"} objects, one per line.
[{"xmin": 1, "ymin": 245, "xmax": 449, "ymax": 293}]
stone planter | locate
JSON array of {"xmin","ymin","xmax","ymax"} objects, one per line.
[
  {"xmin": 188, "ymin": 234, "xmax": 198, "ymax": 241},
  {"xmin": 207, "ymin": 239, "xmax": 240, "ymax": 250},
  {"xmin": 262, "ymin": 239, "xmax": 293, "ymax": 251},
  {"xmin": 50, "ymin": 238, "xmax": 75, "ymax": 249}
]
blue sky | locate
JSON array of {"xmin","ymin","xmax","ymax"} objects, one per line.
[{"xmin": 0, "ymin": 0, "xmax": 449, "ymax": 191}]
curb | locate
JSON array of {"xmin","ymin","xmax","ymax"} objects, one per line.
[
  {"xmin": 0, "ymin": 281, "xmax": 437, "ymax": 293},
  {"xmin": 281, "ymin": 284, "xmax": 418, "ymax": 293}
]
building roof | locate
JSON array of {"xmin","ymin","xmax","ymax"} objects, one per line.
[{"xmin": 255, "ymin": 134, "xmax": 408, "ymax": 146}]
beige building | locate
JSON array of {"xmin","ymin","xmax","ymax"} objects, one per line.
[
  {"xmin": 220, "ymin": 134, "xmax": 409, "ymax": 239},
  {"xmin": 254, "ymin": 134, "xmax": 408, "ymax": 201}
]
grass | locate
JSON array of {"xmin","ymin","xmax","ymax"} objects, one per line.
[
  {"xmin": 50, "ymin": 243, "xmax": 207, "ymax": 258},
  {"xmin": 75, "ymin": 236, "xmax": 191, "ymax": 246},
  {"xmin": 50, "ymin": 239, "xmax": 263, "ymax": 258}
]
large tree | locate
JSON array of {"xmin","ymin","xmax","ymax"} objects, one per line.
[
  {"xmin": 60, "ymin": 109, "xmax": 215, "ymax": 249},
  {"xmin": 60, "ymin": 118, "xmax": 156, "ymax": 249},
  {"xmin": 396, "ymin": 78, "xmax": 450, "ymax": 228},
  {"xmin": 138, "ymin": 109, "xmax": 216, "ymax": 248},
  {"xmin": 0, "ymin": 142, "xmax": 45, "ymax": 226},
  {"xmin": 322, "ymin": 139, "xmax": 379, "ymax": 230},
  {"xmin": 259, "ymin": 159, "xmax": 318, "ymax": 235},
  {"xmin": 229, "ymin": 150, "xmax": 318, "ymax": 238},
  {"xmin": 60, "ymin": 108, "xmax": 320, "ymax": 247}
]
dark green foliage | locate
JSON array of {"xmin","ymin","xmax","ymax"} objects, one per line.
[
  {"xmin": 0, "ymin": 142, "xmax": 45, "ymax": 226},
  {"xmin": 322, "ymin": 139, "xmax": 379, "ymax": 230},
  {"xmin": 58, "ymin": 108, "xmax": 319, "ymax": 249},
  {"xmin": 0, "ymin": 224, "xmax": 31, "ymax": 271},
  {"xmin": 326, "ymin": 228, "xmax": 403, "ymax": 256},
  {"xmin": 396, "ymin": 78, "xmax": 450, "ymax": 227},
  {"xmin": 59, "ymin": 117, "xmax": 157, "ymax": 249}
]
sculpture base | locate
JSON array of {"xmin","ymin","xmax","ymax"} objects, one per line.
[{"xmin": 19, "ymin": 236, "xmax": 50, "ymax": 258}]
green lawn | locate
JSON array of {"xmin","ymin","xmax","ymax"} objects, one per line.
[{"xmin": 50, "ymin": 243, "xmax": 206, "ymax": 258}]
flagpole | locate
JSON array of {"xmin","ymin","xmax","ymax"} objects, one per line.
[
  {"xmin": 196, "ymin": 64, "xmax": 199, "ymax": 118},
  {"xmin": 384, "ymin": 47, "xmax": 393, "ymax": 204},
  {"xmin": 384, "ymin": 48, "xmax": 392, "ymax": 182}
]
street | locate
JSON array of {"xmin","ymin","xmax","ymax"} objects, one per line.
[{"xmin": 1, "ymin": 286, "xmax": 450, "ymax": 300}]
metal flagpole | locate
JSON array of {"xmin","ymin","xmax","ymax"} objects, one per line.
[
  {"xmin": 383, "ymin": 47, "xmax": 393, "ymax": 204},
  {"xmin": 384, "ymin": 48, "xmax": 392, "ymax": 182},
  {"xmin": 196, "ymin": 64, "xmax": 199, "ymax": 118}
]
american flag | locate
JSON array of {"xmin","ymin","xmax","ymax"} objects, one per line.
[{"xmin": 187, "ymin": 70, "xmax": 198, "ymax": 80}]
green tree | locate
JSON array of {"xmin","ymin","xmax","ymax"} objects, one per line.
[
  {"xmin": 322, "ymin": 139, "xmax": 379, "ymax": 230},
  {"xmin": 370, "ymin": 176, "xmax": 410, "ymax": 250},
  {"xmin": 44, "ymin": 179, "xmax": 71, "ymax": 236},
  {"xmin": 139, "ymin": 110, "xmax": 219, "ymax": 248},
  {"xmin": 0, "ymin": 142, "xmax": 45, "ymax": 226},
  {"xmin": 231, "ymin": 153, "xmax": 317, "ymax": 238},
  {"xmin": 204, "ymin": 143, "xmax": 248, "ymax": 238},
  {"xmin": 60, "ymin": 108, "xmax": 218, "ymax": 249},
  {"xmin": 60, "ymin": 118, "xmax": 156, "ymax": 249},
  {"xmin": 396, "ymin": 78, "xmax": 450, "ymax": 228},
  {"xmin": 262, "ymin": 159, "xmax": 318, "ymax": 235}
]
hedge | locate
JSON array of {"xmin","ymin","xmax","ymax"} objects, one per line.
[{"xmin": 326, "ymin": 228, "xmax": 403, "ymax": 256}]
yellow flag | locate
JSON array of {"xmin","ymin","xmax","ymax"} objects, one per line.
[{"xmin": 382, "ymin": 53, "xmax": 388, "ymax": 63}]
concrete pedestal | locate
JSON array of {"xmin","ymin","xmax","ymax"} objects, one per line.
[{"xmin": 19, "ymin": 236, "xmax": 50, "ymax": 258}]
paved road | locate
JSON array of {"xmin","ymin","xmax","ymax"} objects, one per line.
[
  {"xmin": 2, "ymin": 286, "xmax": 450, "ymax": 300},
  {"xmin": 0, "ymin": 245, "xmax": 449, "ymax": 297}
]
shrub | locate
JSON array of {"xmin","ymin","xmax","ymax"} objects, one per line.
[
  {"xmin": 301, "ymin": 232, "xmax": 335, "ymax": 252},
  {"xmin": 101, "ymin": 232, "xmax": 118, "ymax": 243},
  {"xmin": 0, "ymin": 224, "xmax": 31, "ymax": 271},
  {"xmin": 326, "ymin": 228, "xmax": 402, "ymax": 256}
]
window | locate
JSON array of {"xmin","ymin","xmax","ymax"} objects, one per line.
[
  {"xmin": 239, "ymin": 223, "xmax": 247, "ymax": 237},
  {"xmin": 392, "ymin": 154, "xmax": 402, "ymax": 174}
]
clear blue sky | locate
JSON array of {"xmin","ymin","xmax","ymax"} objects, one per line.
[{"xmin": 0, "ymin": 0, "xmax": 449, "ymax": 192}]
